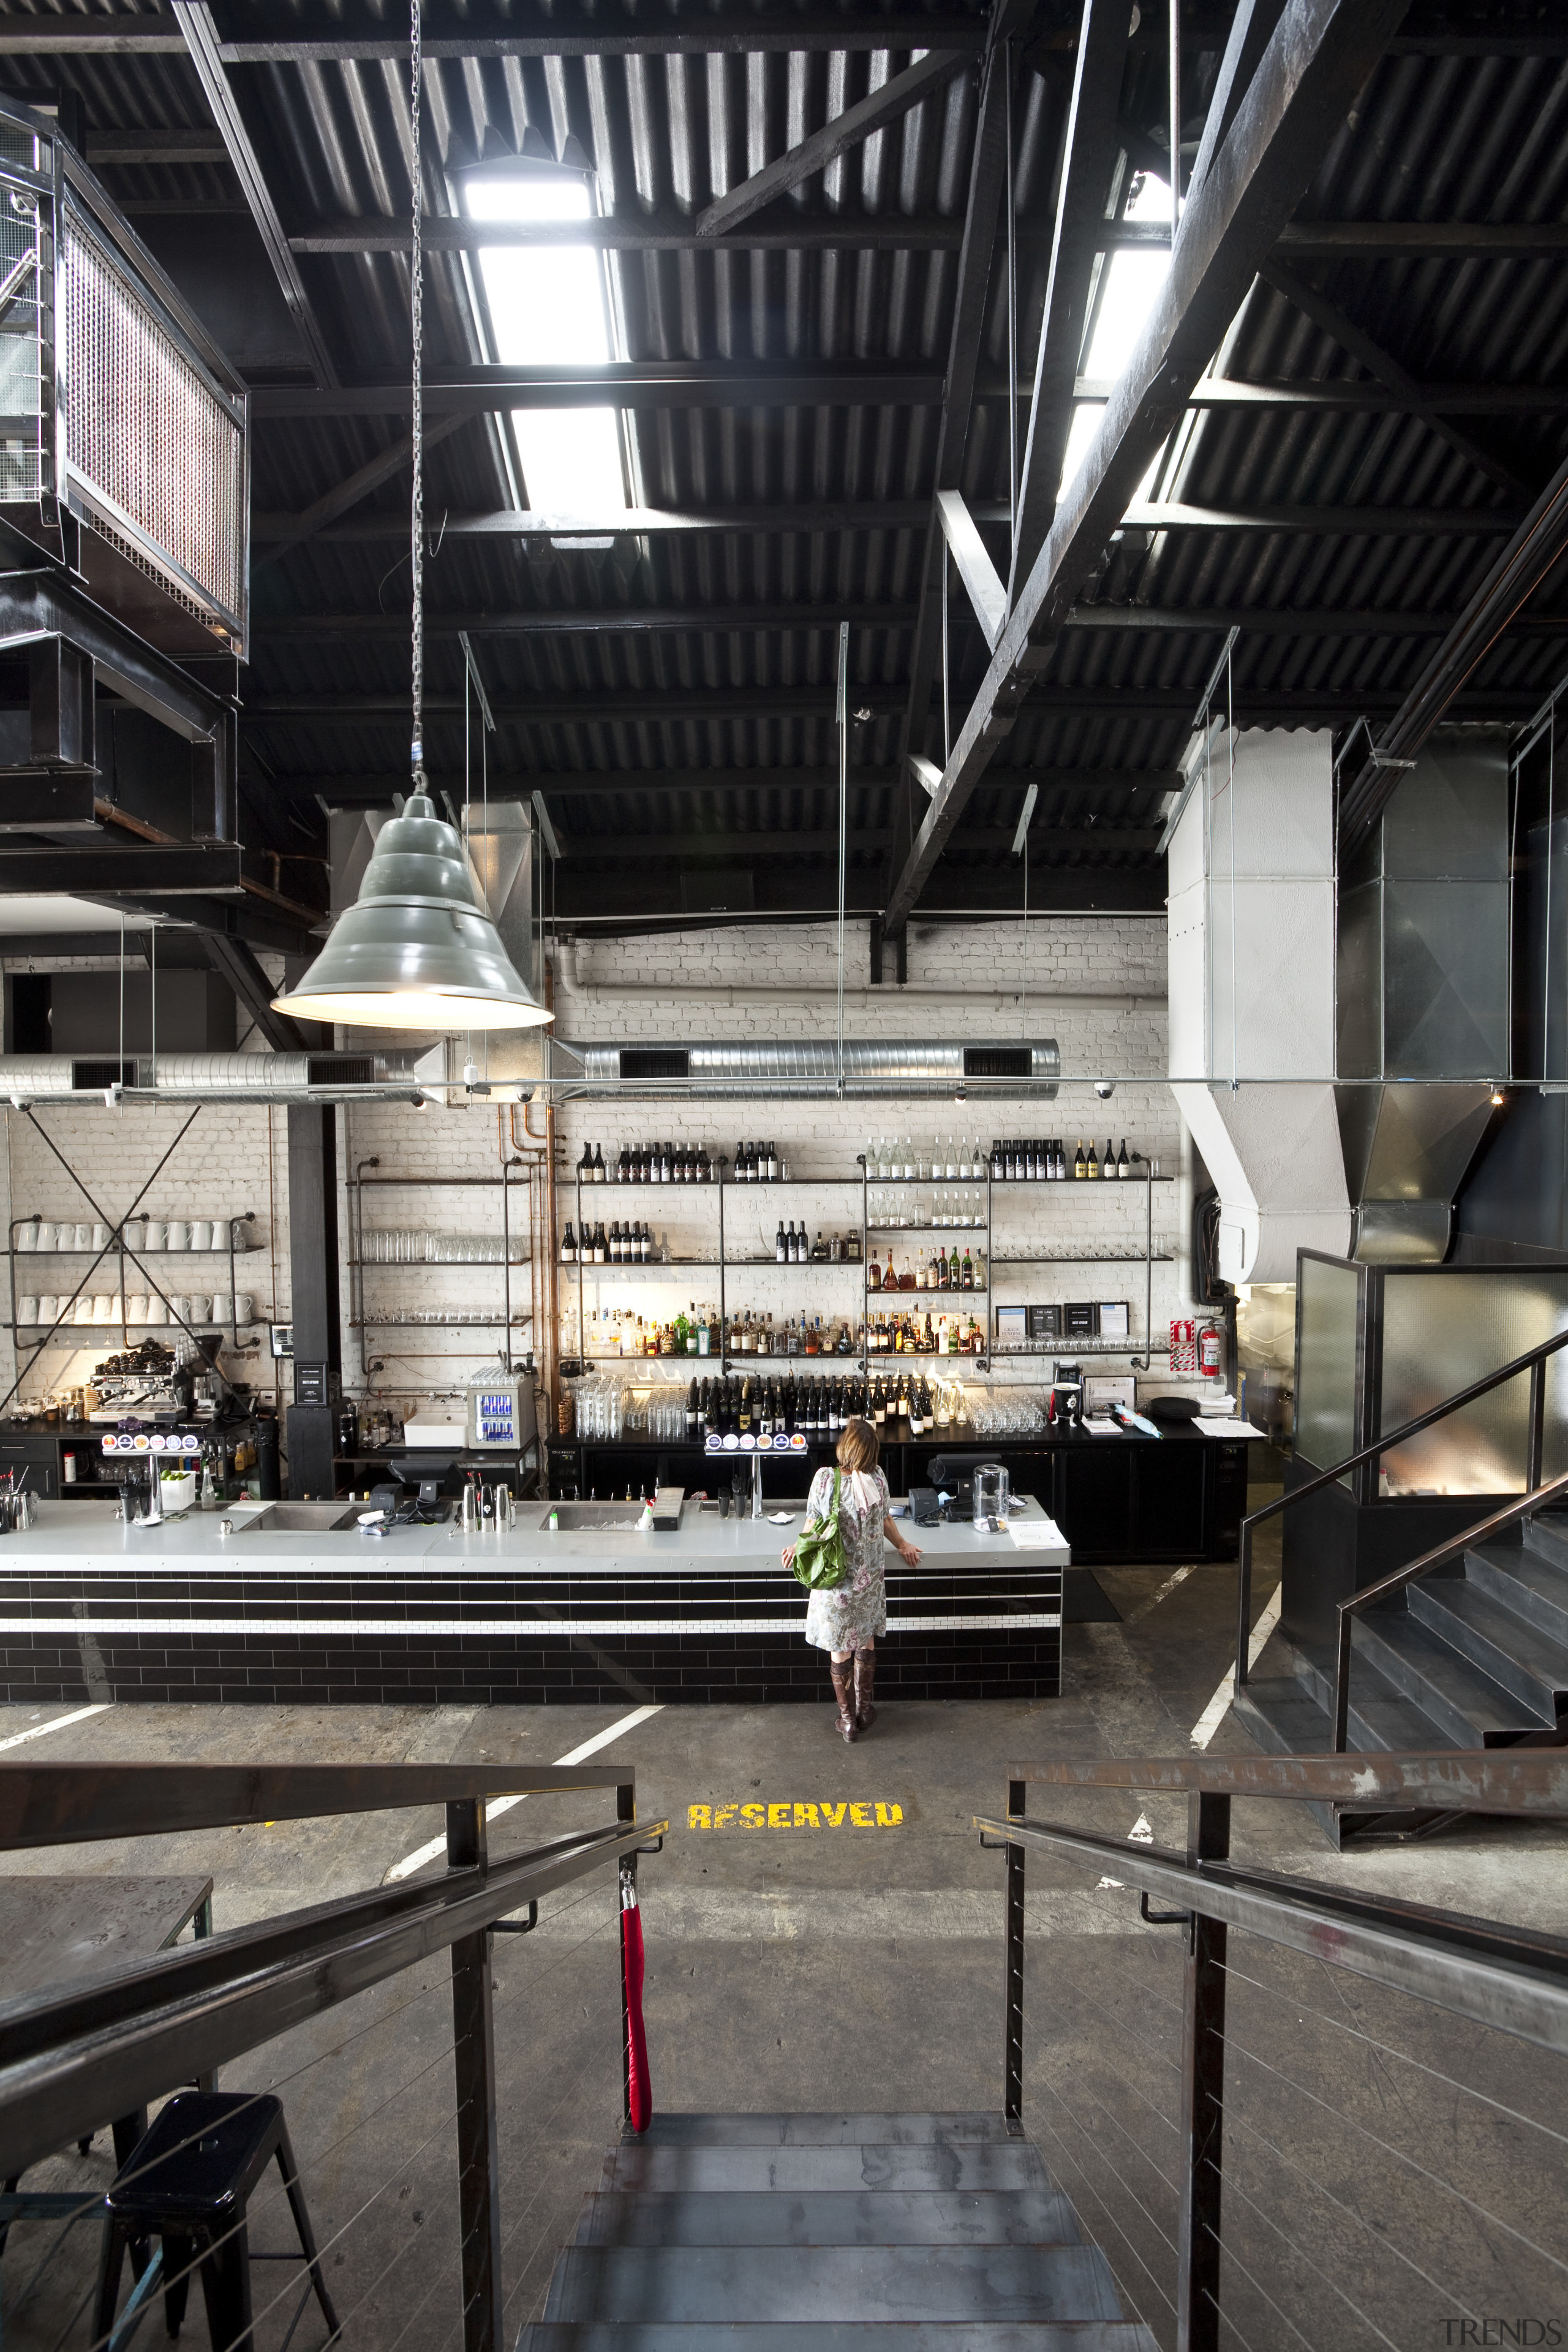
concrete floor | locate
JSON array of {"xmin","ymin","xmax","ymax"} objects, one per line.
[{"xmin": 0, "ymin": 1520, "xmax": 1564, "ymax": 2350}]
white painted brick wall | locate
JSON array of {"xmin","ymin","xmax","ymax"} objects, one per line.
[{"xmin": 3, "ymin": 918, "xmax": 1215, "ymax": 1413}]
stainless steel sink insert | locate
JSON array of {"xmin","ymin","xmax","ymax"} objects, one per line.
[
  {"xmin": 539, "ymin": 1487, "xmax": 686, "ymax": 1534},
  {"xmin": 233, "ymin": 1501, "xmax": 362, "ymax": 1534}
]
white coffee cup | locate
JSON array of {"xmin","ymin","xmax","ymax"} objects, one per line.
[
  {"xmin": 145, "ymin": 1295, "xmax": 167, "ymax": 1325},
  {"xmin": 122, "ymin": 1220, "xmax": 146, "ymax": 1252},
  {"xmin": 17, "ymin": 1296, "xmax": 37, "ymax": 1326},
  {"xmin": 233, "ymin": 1292, "xmax": 254, "ymax": 1325},
  {"xmin": 189, "ymin": 1220, "xmax": 213, "ymax": 1253},
  {"xmin": 143, "ymin": 1219, "xmax": 167, "ymax": 1251},
  {"xmin": 91, "ymin": 1223, "xmax": 110, "ymax": 1251},
  {"xmin": 15, "ymin": 1224, "xmax": 36, "ymax": 1254},
  {"xmin": 165, "ymin": 1221, "xmax": 190, "ymax": 1252},
  {"xmin": 127, "ymin": 1294, "xmax": 149, "ymax": 1323},
  {"xmin": 74, "ymin": 1223, "xmax": 92, "ymax": 1250}
]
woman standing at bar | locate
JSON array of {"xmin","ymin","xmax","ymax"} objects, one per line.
[{"xmin": 784, "ymin": 1416, "xmax": 920, "ymax": 1743}]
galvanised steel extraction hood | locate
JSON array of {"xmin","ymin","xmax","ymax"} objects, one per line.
[{"xmin": 556, "ymin": 1039, "xmax": 1061, "ymax": 1099}]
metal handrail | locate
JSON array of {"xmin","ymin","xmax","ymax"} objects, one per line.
[
  {"xmin": 1234, "ymin": 1319, "xmax": 1568, "ymax": 1686},
  {"xmin": 0, "ymin": 1758, "xmax": 662, "ymax": 2351},
  {"xmin": 1331, "ymin": 1466, "xmax": 1568, "ymax": 1748},
  {"xmin": 1001, "ymin": 1747, "xmax": 1568, "ymax": 1812},
  {"xmin": 981, "ymin": 1756, "xmax": 1568, "ymax": 2352}
]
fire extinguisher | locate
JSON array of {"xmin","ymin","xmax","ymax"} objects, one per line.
[{"xmin": 1198, "ymin": 1320, "xmax": 1224, "ymax": 1380}]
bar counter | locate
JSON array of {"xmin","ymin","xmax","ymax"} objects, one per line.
[{"xmin": 0, "ymin": 1494, "xmax": 1068, "ymax": 1708}]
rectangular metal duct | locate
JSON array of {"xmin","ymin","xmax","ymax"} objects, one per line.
[
  {"xmin": 1168, "ymin": 727, "xmax": 1351, "ymax": 1282},
  {"xmin": 0, "ymin": 1052, "xmax": 434, "ymax": 1103},
  {"xmin": 563, "ymin": 1038, "xmax": 1060, "ymax": 1099},
  {"xmin": 0, "ymin": 95, "xmax": 248, "ymax": 655},
  {"xmin": 1336, "ymin": 732, "xmax": 1509, "ymax": 1263}
]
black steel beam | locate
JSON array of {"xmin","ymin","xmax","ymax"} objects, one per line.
[
  {"xmin": 555, "ymin": 821, "xmax": 1163, "ymax": 862},
  {"xmin": 1339, "ymin": 445, "xmax": 1568, "ymax": 850},
  {"xmin": 171, "ymin": 0, "xmax": 341, "ymax": 390},
  {"xmin": 301, "ymin": 763, "xmax": 1174, "ymax": 801},
  {"xmin": 1008, "ymin": 0, "xmax": 1132, "ymax": 605},
  {"xmin": 202, "ymin": 934, "xmax": 311, "ymax": 1054},
  {"xmin": 1278, "ymin": 219, "xmax": 1568, "ymax": 258},
  {"xmin": 257, "ymin": 417, "xmax": 469, "ymax": 571},
  {"xmin": 0, "ymin": 846, "xmax": 244, "ymax": 895},
  {"xmin": 696, "ymin": 49, "xmax": 968, "ymax": 238},
  {"xmin": 0, "ymin": 569, "xmax": 229, "ymax": 746},
  {"xmin": 214, "ymin": 7, "xmax": 990, "ymax": 59},
  {"xmin": 0, "ymin": 774, "xmax": 101, "ymax": 835},
  {"xmin": 249, "ymin": 498, "xmax": 1513, "ymax": 543},
  {"xmin": 287, "ymin": 214, "xmax": 1171, "ymax": 255},
  {"xmin": 884, "ymin": 0, "xmax": 1434, "ymax": 931},
  {"xmin": 1260, "ymin": 255, "xmax": 1537, "ymax": 499}
]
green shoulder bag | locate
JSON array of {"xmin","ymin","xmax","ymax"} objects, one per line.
[{"xmin": 791, "ymin": 1468, "xmax": 848, "ymax": 1591}]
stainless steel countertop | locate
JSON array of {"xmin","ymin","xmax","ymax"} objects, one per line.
[{"xmin": 0, "ymin": 1497, "xmax": 1071, "ymax": 1578}]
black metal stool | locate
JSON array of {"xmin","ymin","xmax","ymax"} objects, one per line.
[{"xmin": 94, "ymin": 2091, "xmax": 341, "ymax": 2351}]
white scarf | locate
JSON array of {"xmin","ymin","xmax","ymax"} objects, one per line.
[{"xmin": 843, "ymin": 1469, "xmax": 883, "ymax": 1518}]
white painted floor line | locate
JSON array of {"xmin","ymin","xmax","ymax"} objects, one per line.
[
  {"xmin": 1125, "ymin": 1564, "xmax": 1198, "ymax": 1623},
  {"xmin": 386, "ymin": 1702, "xmax": 664, "ymax": 1882},
  {"xmin": 0, "ymin": 1702, "xmax": 112, "ymax": 1754},
  {"xmin": 1190, "ymin": 1586, "xmax": 1283, "ymax": 1752}
]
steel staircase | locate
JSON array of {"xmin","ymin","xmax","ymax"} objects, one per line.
[
  {"xmin": 518, "ymin": 2112, "xmax": 1157, "ymax": 2348},
  {"xmin": 1235, "ymin": 1506, "xmax": 1568, "ymax": 1844}
]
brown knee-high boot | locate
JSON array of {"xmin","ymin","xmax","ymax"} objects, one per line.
[
  {"xmin": 829, "ymin": 1656, "xmax": 858, "ymax": 1743},
  {"xmin": 853, "ymin": 1647, "xmax": 877, "ymax": 1733}
]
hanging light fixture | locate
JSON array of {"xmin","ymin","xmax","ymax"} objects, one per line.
[{"xmin": 273, "ymin": 1, "xmax": 551, "ymax": 1036}]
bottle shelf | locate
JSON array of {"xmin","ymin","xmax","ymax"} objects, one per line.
[
  {"xmin": 564, "ymin": 1259, "xmax": 721, "ymax": 1272},
  {"xmin": 992, "ymin": 1254, "xmax": 1173, "ymax": 1266},
  {"xmin": 866, "ymin": 1224, "xmax": 989, "ymax": 1237}
]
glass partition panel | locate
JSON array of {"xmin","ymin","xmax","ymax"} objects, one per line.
[
  {"xmin": 1294, "ymin": 1256, "xmax": 1362, "ymax": 1477},
  {"xmin": 1378, "ymin": 1270, "xmax": 1568, "ymax": 1496}
]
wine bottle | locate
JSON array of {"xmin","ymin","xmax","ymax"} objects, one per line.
[
  {"xmin": 1117, "ymin": 1137, "xmax": 1129, "ymax": 1178},
  {"xmin": 592, "ymin": 1142, "xmax": 606, "ymax": 1182},
  {"xmin": 767, "ymin": 1140, "xmax": 779, "ymax": 1180},
  {"xmin": 1074, "ymin": 1139, "xmax": 1087, "ymax": 1179},
  {"xmin": 560, "ymin": 1221, "xmax": 577, "ymax": 1262},
  {"xmin": 609, "ymin": 1219, "xmax": 621, "ymax": 1264},
  {"xmin": 776, "ymin": 1219, "xmax": 786, "ymax": 1264}
]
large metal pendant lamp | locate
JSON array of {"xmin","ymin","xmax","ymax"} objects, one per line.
[{"xmin": 273, "ymin": 3, "xmax": 551, "ymax": 1035}]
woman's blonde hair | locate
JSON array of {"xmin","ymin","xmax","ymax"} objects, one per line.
[{"xmin": 837, "ymin": 1417, "xmax": 880, "ymax": 1474}]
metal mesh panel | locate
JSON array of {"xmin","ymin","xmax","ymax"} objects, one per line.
[
  {"xmin": 0, "ymin": 175, "xmax": 45, "ymax": 500},
  {"xmin": 62, "ymin": 205, "xmax": 244, "ymax": 630}
]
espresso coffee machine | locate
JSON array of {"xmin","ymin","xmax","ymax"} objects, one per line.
[{"xmin": 1048, "ymin": 1362, "xmax": 1084, "ymax": 1428}]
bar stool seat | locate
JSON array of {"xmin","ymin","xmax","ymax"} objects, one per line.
[{"xmin": 94, "ymin": 2091, "xmax": 341, "ymax": 2351}]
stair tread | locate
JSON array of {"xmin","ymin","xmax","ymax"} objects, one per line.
[
  {"xmin": 1523, "ymin": 1510, "xmax": 1568, "ymax": 1573},
  {"xmin": 1414, "ymin": 1577, "xmax": 1568, "ymax": 1698},
  {"xmin": 573, "ymin": 2189, "xmax": 1079, "ymax": 2248},
  {"xmin": 601, "ymin": 2144, "xmax": 1052, "ymax": 2195},
  {"xmin": 624, "ymin": 2113, "xmax": 1020, "ymax": 2148},
  {"xmin": 520, "ymin": 2326, "xmax": 1159, "ymax": 2350},
  {"xmin": 543, "ymin": 2244, "xmax": 1126, "ymax": 2327},
  {"xmin": 1355, "ymin": 1606, "xmax": 1550, "ymax": 1738},
  {"xmin": 1473, "ymin": 1536, "xmax": 1568, "ymax": 1634},
  {"xmin": 1248, "ymin": 1643, "xmax": 1459, "ymax": 1755}
]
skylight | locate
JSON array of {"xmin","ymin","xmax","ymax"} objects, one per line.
[
  {"xmin": 467, "ymin": 175, "xmax": 627, "ymax": 524},
  {"xmin": 1058, "ymin": 169, "xmax": 1174, "ymax": 500}
]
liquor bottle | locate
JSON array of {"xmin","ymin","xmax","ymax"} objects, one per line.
[
  {"xmin": 593, "ymin": 1221, "xmax": 608, "ymax": 1264},
  {"xmin": 560, "ymin": 1221, "xmax": 577, "ymax": 1262},
  {"xmin": 936, "ymin": 1243, "xmax": 948, "ymax": 1289},
  {"xmin": 708, "ymin": 1303, "xmax": 722, "ymax": 1355},
  {"xmin": 909, "ymin": 1379, "xmax": 925, "ymax": 1438},
  {"xmin": 903, "ymin": 1137, "xmax": 916, "ymax": 1181},
  {"xmin": 962, "ymin": 1244, "xmax": 974, "ymax": 1291},
  {"xmin": 738, "ymin": 1379, "xmax": 752, "ymax": 1436},
  {"xmin": 592, "ymin": 1142, "xmax": 606, "ymax": 1182},
  {"xmin": 1074, "ymin": 1139, "xmax": 1087, "ymax": 1179},
  {"xmin": 767, "ymin": 1141, "xmax": 779, "ymax": 1181},
  {"xmin": 1087, "ymin": 1139, "xmax": 1100, "ymax": 1180},
  {"xmin": 776, "ymin": 1219, "xmax": 787, "ymax": 1264},
  {"xmin": 869, "ymin": 1249, "xmax": 882, "ymax": 1292}
]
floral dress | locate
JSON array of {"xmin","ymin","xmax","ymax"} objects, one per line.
[{"xmin": 802, "ymin": 1464, "xmax": 890, "ymax": 1653}]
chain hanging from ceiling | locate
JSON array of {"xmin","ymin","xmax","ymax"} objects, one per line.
[{"xmin": 409, "ymin": 0, "xmax": 425, "ymax": 794}]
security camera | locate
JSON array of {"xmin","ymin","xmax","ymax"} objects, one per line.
[{"xmin": 1094, "ymin": 1080, "xmax": 1115, "ymax": 1101}]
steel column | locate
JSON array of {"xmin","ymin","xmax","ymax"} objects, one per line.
[
  {"xmin": 448, "ymin": 1798, "xmax": 504, "ymax": 2352},
  {"xmin": 1176, "ymin": 1792, "xmax": 1229, "ymax": 2352},
  {"xmin": 617, "ymin": 1779, "xmax": 637, "ymax": 2126},
  {"xmin": 1003, "ymin": 1774, "xmax": 1025, "ymax": 2122}
]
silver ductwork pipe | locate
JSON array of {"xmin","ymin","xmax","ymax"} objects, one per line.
[
  {"xmin": 559, "ymin": 1038, "xmax": 1060, "ymax": 1099},
  {"xmin": 0, "ymin": 1051, "xmax": 439, "ymax": 1104}
]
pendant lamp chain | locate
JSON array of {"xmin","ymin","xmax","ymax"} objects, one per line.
[{"xmin": 409, "ymin": 0, "xmax": 425, "ymax": 792}]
